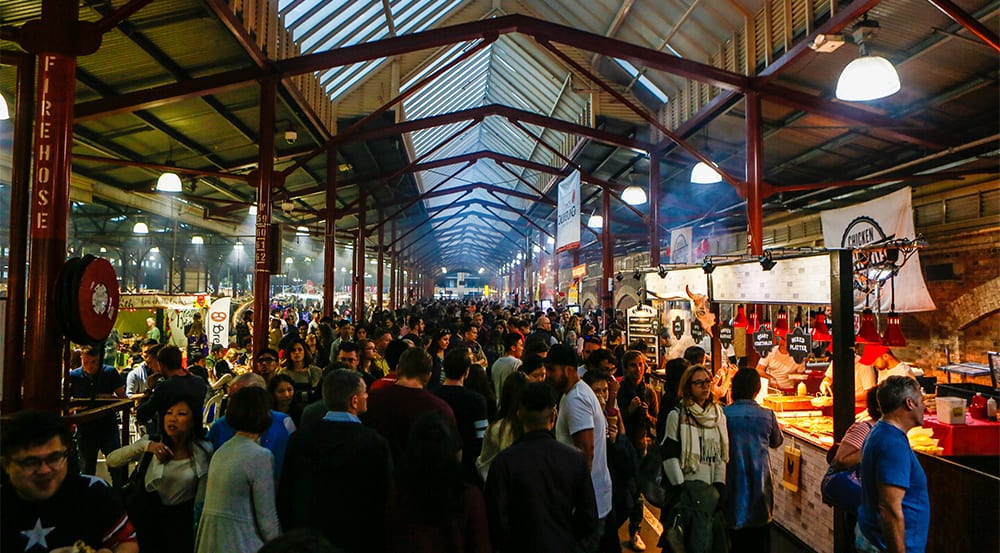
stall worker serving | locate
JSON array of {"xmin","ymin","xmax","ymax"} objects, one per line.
[{"xmin": 755, "ymin": 335, "xmax": 805, "ymax": 393}]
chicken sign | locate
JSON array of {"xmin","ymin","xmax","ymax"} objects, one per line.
[{"xmin": 686, "ymin": 285, "xmax": 716, "ymax": 338}]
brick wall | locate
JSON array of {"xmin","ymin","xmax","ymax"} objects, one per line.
[{"xmin": 770, "ymin": 433, "xmax": 834, "ymax": 553}]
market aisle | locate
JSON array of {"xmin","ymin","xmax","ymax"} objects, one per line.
[{"xmin": 616, "ymin": 504, "xmax": 816, "ymax": 552}]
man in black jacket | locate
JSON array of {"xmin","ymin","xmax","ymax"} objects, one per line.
[
  {"xmin": 278, "ymin": 370, "xmax": 392, "ymax": 553},
  {"xmin": 485, "ymin": 382, "xmax": 598, "ymax": 553}
]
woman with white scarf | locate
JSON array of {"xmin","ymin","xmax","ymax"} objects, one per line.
[{"xmin": 658, "ymin": 364, "xmax": 730, "ymax": 553}]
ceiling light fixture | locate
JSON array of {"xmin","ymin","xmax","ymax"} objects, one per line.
[
  {"xmin": 587, "ymin": 212, "xmax": 603, "ymax": 229},
  {"xmin": 155, "ymin": 139, "xmax": 183, "ymax": 192},
  {"xmin": 248, "ymin": 204, "xmax": 257, "ymax": 216},
  {"xmin": 622, "ymin": 185, "xmax": 647, "ymax": 205},
  {"xmin": 615, "ymin": 271, "xmax": 623, "ymax": 282},
  {"xmin": 657, "ymin": 265, "xmax": 669, "ymax": 278},
  {"xmin": 691, "ymin": 159, "xmax": 722, "ymax": 184},
  {"xmin": 835, "ymin": 15, "xmax": 900, "ymax": 102},
  {"xmin": 441, "ymin": 266, "xmax": 448, "ymax": 274},
  {"xmin": 701, "ymin": 258, "xmax": 716, "ymax": 274},
  {"xmin": 632, "ymin": 270, "xmax": 642, "ymax": 281},
  {"xmin": 190, "ymin": 236, "xmax": 204, "ymax": 245},
  {"xmin": 133, "ymin": 221, "xmax": 149, "ymax": 235},
  {"xmin": 0, "ymin": 92, "xmax": 9, "ymax": 120}
]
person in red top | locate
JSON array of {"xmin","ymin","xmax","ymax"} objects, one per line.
[
  {"xmin": 368, "ymin": 339, "xmax": 411, "ymax": 392},
  {"xmin": 362, "ymin": 347, "xmax": 457, "ymax": 463},
  {"xmin": 1, "ymin": 410, "xmax": 138, "ymax": 553}
]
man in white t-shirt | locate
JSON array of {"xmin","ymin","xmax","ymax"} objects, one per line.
[
  {"xmin": 820, "ymin": 354, "xmax": 876, "ymax": 406},
  {"xmin": 490, "ymin": 332, "xmax": 524, "ymax": 401},
  {"xmin": 756, "ymin": 335, "xmax": 805, "ymax": 391},
  {"xmin": 546, "ymin": 344, "xmax": 613, "ymax": 553}
]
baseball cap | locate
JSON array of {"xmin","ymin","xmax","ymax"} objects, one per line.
[{"xmin": 859, "ymin": 343, "xmax": 888, "ymax": 365}]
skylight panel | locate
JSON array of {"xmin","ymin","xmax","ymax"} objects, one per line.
[{"xmin": 613, "ymin": 59, "xmax": 670, "ymax": 104}]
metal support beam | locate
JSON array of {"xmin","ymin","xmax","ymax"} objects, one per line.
[
  {"xmin": 252, "ymin": 78, "xmax": 277, "ymax": 356},
  {"xmin": 323, "ymin": 147, "xmax": 338, "ymax": 315},
  {"xmin": 601, "ymin": 186, "xmax": 613, "ymax": 313},
  {"xmin": 2, "ymin": 51, "xmax": 34, "ymax": 414},
  {"xmin": 377, "ymin": 207, "xmax": 385, "ymax": 311},
  {"xmin": 355, "ymin": 190, "xmax": 367, "ymax": 323},
  {"xmin": 650, "ymin": 154, "xmax": 661, "ymax": 266},
  {"xmin": 745, "ymin": 91, "xmax": 764, "ymax": 255},
  {"xmin": 925, "ymin": 0, "xmax": 1000, "ymax": 52}
]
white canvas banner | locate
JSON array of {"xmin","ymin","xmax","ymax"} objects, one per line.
[
  {"xmin": 671, "ymin": 226, "xmax": 693, "ymax": 264},
  {"xmin": 207, "ymin": 297, "xmax": 232, "ymax": 348},
  {"xmin": 820, "ymin": 187, "xmax": 935, "ymax": 312},
  {"xmin": 556, "ymin": 170, "xmax": 581, "ymax": 252}
]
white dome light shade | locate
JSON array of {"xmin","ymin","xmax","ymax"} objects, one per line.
[
  {"xmin": 156, "ymin": 171, "xmax": 183, "ymax": 192},
  {"xmin": 546, "ymin": 236, "xmax": 555, "ymax": 245},
  {"xmin": 690, "ymin": 162, "xmax": 723, "ymax": 184},
  {"xmin": 587, "ymin": 214, "xmax": 604, "ymax": 228},
  {"xmin": 621, "ymin": 185, "xmax": 647, "ymax": 205},
  {"xmin": 248, "ymin": 204, "xmax": 257, "ymax": 216},
  {"xmin": 233, "ymin": 241, "xmax": 244, "ymax": 250},
  {"xmin": 835, "ymin": 54, "xmax": 900, "ymax": 101},
  {"xmin": 190, "ymin": 236, "xmax": 204, "ymax": 245},
  {"xmin": 284, "ymin": 257, "xmax": 293, "ymax": 264},
  {"xmin": 0, "ymin": 93, "xmax": 9, "ymax": 120},
  {"xmin": 295, "ymin": 226, "xmax": 308, "ymax": 236},
  {"xmin": 133, "ymin": 222, "xmax": 149, "ymax": 235}
]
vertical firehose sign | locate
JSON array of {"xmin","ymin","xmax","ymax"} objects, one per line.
[
  {"xmin": 556, "ymin": 170, "xmax": 581, "ymax": 253},
  {"xmin": 32, "ymin": 54, "xmax": 74, "ymax": 239}
]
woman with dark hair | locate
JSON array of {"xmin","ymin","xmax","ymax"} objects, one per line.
[
  {"xmin": 476, "ymin": 372, "xmax": 528, "ymax": 481},
  {"xmin": 426, "ymin": 328, "xmax": 452, "ymax": 390},
  {"xmin": 386, "ymin": 412, "xmax": 490, "ymax": 553},
  {"xmin": 658, "ymin": 364, "xmax": 729, "ymax": 553},
  {"xmin": 107, "ymin": 394, "xmax": 212, "ymax": 553},
  {"xmin": 277, "ymin": 338, "xmax": 323, "ymax": 403},
  {"xmin": 268, "ymin": 373, "xmax": 304, "ymax": 427},
  {"xmin": 196, "ymin": 386, "xmax": 281, "ymax": 552}
]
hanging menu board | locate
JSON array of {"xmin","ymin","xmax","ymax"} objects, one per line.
[
  {"xmin": 710, "ymin": 254, "xmax": 832, "ymax": 304},
  {"xmin": 626, "ymin": 304, "xmax": 660, "ymax": 369}
]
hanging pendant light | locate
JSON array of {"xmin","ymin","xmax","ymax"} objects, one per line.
[
  {"xmin": 812, "ymin": 312, "xmax": 833, "ymax": 342},
  {"xmin": 774, "ymin": 308, "xmax": 789, "ymax": 337},
  {"xmin": 690, "ymin": 160, "xmax": 722, "ymax": 184},
  {"xmin": 156, "ymin": 138, "xmax": 183, "ymax": 192},
  {"xmin": 881, "ymin": 272, "xmax": 906, "ymax": 346},
  {"xmin": 587, "ymin": 212, "xmax": 603, "ymax": 228},
  {"xmin": 835, "ymin": 16, "xmax": 900, "ymax": 102},
  {"xmin": 0, "ymin": 92, "xmax": 10, "ymax": 120},
  {"xmin": 732, "ymin": 305, "xmax": 749, "ymax": 328},
  {"xmin": 133, "ymin": 221, "xmax": 149, "ymax": 235},
  {"xmin": 621, "ymin": 185, "xmax": 647, "ymax": 205},
  {"xmin": 856, "ymin": 308, "xmax": 882, "ymax": 343}
]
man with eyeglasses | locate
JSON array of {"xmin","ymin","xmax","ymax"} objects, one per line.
[
  {"xmin": 1, "ymin": 410, "xmax": 138, "ymax": 552},
  {"xmin": 255, "ymin": 348, "xmax": 281, "ymax": 382}
]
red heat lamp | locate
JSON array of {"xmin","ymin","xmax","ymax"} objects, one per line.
[
  {"xmin": 774, "ymin": 308, "xmax": 789, "ymax": 337},
  {"xmin": 733, "ymin": 305, "xmax": 749, "ymax": 328},
  {"xmin": 881, "ymin": 312, "xmax": 907, "ymax": 346},
  {"xmin": 812, "ymin": 313, "xmax": 833, "ymax": 342},
  {"xmin": 855, "ymin": 308, "xmax": 882, "ymax": 344},
  {"xmin": 746, "ymin": 311, "xmax": 760, "ymax": 333}
]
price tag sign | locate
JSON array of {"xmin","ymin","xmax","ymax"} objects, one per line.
[
  {"xmin": 671, "ymin": 316, "xmax": 685, "ymax": 340},
  {"xmin": 691, "ymin": 318, "xmax": 705, "ymax": 342},
  {"xmin": 718, "ymin": 324, "xmax": 734, "ymax": 349},
  {"xmin": 786, "ymin": 326, "xmax": 812, "ymax": 364},
  {"xmin": 753, "ymin": 326, "xmax": 776, "ymax": 357}
]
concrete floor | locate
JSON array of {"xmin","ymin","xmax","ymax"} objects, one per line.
[{"xmin": 615, "ymin": 504, "xmax": 815, "ymax": 553}]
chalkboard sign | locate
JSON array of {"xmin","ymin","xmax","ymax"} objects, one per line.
[
  {"xmin": 786, "ymin": 326, "xmax": 812, "ymax": 364},
  {"xmin": 692, "ymin": 318, "xmax": 705, "ymax": 342},
  {"xmin": 718, "ymin": 323, "xmax": 734, "ymax": 349},
  {"xmin": 672, "ymin": 316, "xmax": 685, "ymax": 340},
  {"xmin": 753, "ymin": 326, "xmax": 776, "ymax": 357}
]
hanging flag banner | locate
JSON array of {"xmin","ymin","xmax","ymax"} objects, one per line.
[
  {"xmin": 556, "ymin": 170, "xmax": 581, "ymax": 253},
  {"xmin": 207, "ymin": 297, "xmax": 231, "ymax": 348},
  {"xmin": 820, "ymin": 187, "xmax": 935, "ymax": 312},
  {"xmin": 671, "ymin": 226, "xmax": 693, "ymax": 264}
]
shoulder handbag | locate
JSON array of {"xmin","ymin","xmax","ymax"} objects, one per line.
[
  {"xmin": 122, "ymin": 451, "xmax": 156, "ymax": 524},
  {"xmin": 637, "ymin": 406, "xmax": 684, "ymax": 509}
]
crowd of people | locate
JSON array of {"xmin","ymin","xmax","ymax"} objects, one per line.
[{"xmin": 1, "ymin": 299, "xmax": 929, "ymax": 553}]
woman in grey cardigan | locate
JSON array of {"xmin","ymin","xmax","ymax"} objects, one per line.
[{"xmin": 196, "ymin": 387, "xmax": 281, "ymax": 552}]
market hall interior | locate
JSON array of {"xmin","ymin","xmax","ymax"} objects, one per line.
[{"xmin": 1, "ymin": 1, "xmax": 999, "ymax": 552}]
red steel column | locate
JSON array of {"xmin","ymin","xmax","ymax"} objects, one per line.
[
  {"xmin": 389, "ymin": 220, "xmax": 397, "ymax": 310},
  {"xmin": 252, "ymin": 77, "xmax": 277, "ymax": 355},
  {"xmin": 323, "ymin": 147, "xmax": 337, "ymax": 316},
  {"xmin": 2, "ymin": 53, "xmax": 35, "ymax": 414},
  {"xmin": 23, "ymin": 0, "xmax": 81, "ymax": 411},
  {"xmin": 649, "ymin": 154, "xmax": 661, "ymax": 266},
  {"xmin": 745, "ymin": 91, "xmax": 764, "ymax": 255},
  {"xmin": 355, "ymin": 192, "xmax": 366, "ymax": 323},
  {"xmin": 377, "ymin": 207, "xmax": 385, "ymax": 312},
  {"xmin": 553, "ymin": 246, "xmax": 560, "ymax": 307},
  {"xmin": 601, "ymin": 186, "xmax": 613, "ymax": 314}
]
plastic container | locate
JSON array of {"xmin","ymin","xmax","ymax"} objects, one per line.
[
  {"xmin": 969, "ymin": 392, "xmax": 988, "ymax": 420},
  {"xmin": 936, "ymin": 396, "xmax": 967, "ymax": 424},
  {"xmin": 986, "ymin": 397, "xmax": 997, "ymax": 421},
  {"xmin": 796, "ymin": 382, "xmax": 808, "ymax": 397}
]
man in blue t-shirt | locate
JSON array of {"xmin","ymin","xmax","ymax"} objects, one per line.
[
  {"xmin": 67, "ymin": 345, "xmax": 127, "ymax": 486},
  {"xmin": 857, "ymin": 375, "xmax": 929, "ymax": 553}
]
